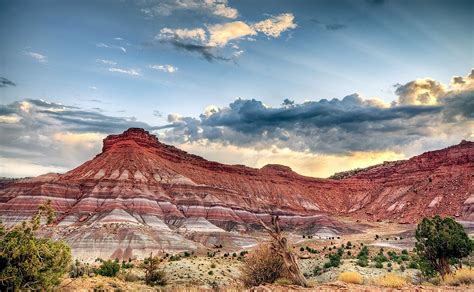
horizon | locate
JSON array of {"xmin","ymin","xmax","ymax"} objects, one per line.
[{"xmin": 1, "ymin": 0, "xmax": 473, "ymax": 178}]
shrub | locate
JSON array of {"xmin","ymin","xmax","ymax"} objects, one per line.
[
  {"xmin": 375, "ymin": 262, "xmax": 383, "ymax": 269},
  {"xmin": 313, "ymin": 265, "xmax": 322, "ymax": 276},
  {"xmin": 142, "ymin": 253, "xmax": 166, "ymax": 286},
  {"xmin": 146, "ymin": 270, "xmax": 167, "ymax": 286},
  {"xmin": 69, "ymin": 259, "xmax": 90, "ymax": 278},
  {"xmin": 95, "ymin": 259, "xmax": 120, "ymax": 277},
  {"xmin": 357, "ymin": 246, "xmax": 369, "ymax": 259},
  {"xmin": 415, "ymin": 216, "xmax": 473, "ymax": 279},
  {"xmin": 240, "ymin": 243, "xmax": 285, "ymax": 287},
  {"xmin": 443, "ymin": 268, "xmax": 474, "ymax": 286},
  {"xmin": 338, "ymin": 271, "xmax": 363, "ymax": 284},
  {"xmin": 400, "ymin": 254, "xmax": 409, "ymax": 261},
  {"xmin": 324, "ymin": 253, "xmax": 342, "ymax": 268},
  {"xmin": 400, "ymin": 264, "xmax": 406, "ymax": 272},
  {"xmin": 0, "ymin": 201, "xmax": 72, "ymax": 290},
  {"xmin": 357, "ymin": 257, "xmax": 368, "ymax": 267},
  {"xmin": 208, "ymin": 270, "xmax": 214, "ymax": 276},
  {"xmin": 210, "ymin": 263, "xmax": 216, "ymax": 269},
  {"xmin": 408, "ymin": 261, "xmax": 419, "ymax": 269},
  {"xmin": 375, "ymin": 273, "xmax": 408, "ymax": 288}
]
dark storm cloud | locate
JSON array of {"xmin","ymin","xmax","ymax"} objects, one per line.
[
  {"xmin": 0, "ymin": 99, "xmax": 159, "ymax": 172},
  {"xmin": 160, "ymin": 87, "xmax": 472, "ymax": 154},
  {"xmin": 164, "ymin": 39, "xmax": 231, "ymax": 62},
  {"xmin": 0, "ymin": 77, "xmax": 16, "ymax": 88}
]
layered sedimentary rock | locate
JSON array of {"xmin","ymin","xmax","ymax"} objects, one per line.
[{"xmin": 0, "ymin": 128, "xmax": 472, "ymax": 260}]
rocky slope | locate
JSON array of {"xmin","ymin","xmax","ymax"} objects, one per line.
[{"xmin": 0, "ymin": 128, "xmax": 472, "ymax": 260}]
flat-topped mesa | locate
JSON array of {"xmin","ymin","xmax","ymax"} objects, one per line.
[{"xmin": 101, "ymin": 128, "xmax": 161, "ymax": 153}]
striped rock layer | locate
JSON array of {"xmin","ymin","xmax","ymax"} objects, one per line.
[{"xmin": 0, "ymin": 128, "xmax": 472, "ymax": 260}]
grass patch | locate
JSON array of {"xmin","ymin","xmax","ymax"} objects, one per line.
[
  {"xmin": 375, "ymin": 273, "xmax": 408, "ymax": 288},
  {"xmin": 444, "ymin": 269, "xmax": 474, "ymax": 286},
  {"xmin": 338, "ymin": 271, "xmax": 363, "ymax": 284}
]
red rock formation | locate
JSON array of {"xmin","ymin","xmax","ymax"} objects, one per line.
[{"xmin": 0, "ymin": 128, "xmax": 472, "ymax": 260}]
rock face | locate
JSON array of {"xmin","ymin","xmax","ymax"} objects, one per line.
[{"xmin": 0, "ymin": 128, "xmax": 472, "ymax": 260}]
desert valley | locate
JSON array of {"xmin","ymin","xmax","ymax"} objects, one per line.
[
  {"xmin": 1, "ymin": 0, "xmax": 473, "ymax": 290},
  {"xmin": 1, "ymin": 128, "xmax": 473, "ymax": 290}
]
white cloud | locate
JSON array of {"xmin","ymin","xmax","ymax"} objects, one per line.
[
  {"xmin": 394, "ymin": 69, "xmax": 474, "ymax": 106},
  {"xmin": 253, "ymin": 13, "xmax": 297, "ymax": 38},
  {"xmin": 108, "ymin": 67, "xmax": 141, "ymax": 76},
  {"xmin": 96, "ymin": 59, "xmax": 117, "ymax": 65},
  {"xmin": 114, "ymin": 37, "xmax": 124, "ymax": 41},
  {"xmin": 89, "ymin": 86, "xmax": 98, "ymax": 90},
  {"xmin": 96, "ymin": 43, "xmax": 127, "ymax": 53},
  {"xmin": 159, "ymin": 27, "xmax": 207, "ymax": 43},
  {"xmin": 25, "ymin": 51, "xmax": 47, "ymax": 63},
  {"xmin": 140, "ymin": 0, "xmax": 238, "ymax": 19},
  {"xmin": 208, "ymin": 21, "xmax": 257, "ymax": 47},
  {"xmin": 158, "ymin": 13, "xmax": 297, "ymax": 50},
  {"xmin": 148, "ymin": 64, "xmax": 178, "ymax": 73}
]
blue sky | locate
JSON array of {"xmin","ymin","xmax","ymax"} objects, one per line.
[{"xmin": 0, "ymin": 0, "xmax": 473, "ymax": 177}]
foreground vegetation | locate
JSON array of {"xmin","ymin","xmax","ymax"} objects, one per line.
[{"xmin": 0, "ymin": 209, "xmax": 473, "ymax": 290}]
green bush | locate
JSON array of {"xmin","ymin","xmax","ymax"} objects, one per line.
[
  {"xmin": 70, "ymin": 259, "xmax": 90, "ymax": 278},
  {"xmin": 415, "ymin": 216, "xmax": 473, "ymax": 278},
  {"xmin": 408, "ymin": 261, "xmax": 419, "ymax": 269},
  {"xmin": 95, "ymin": 259, "xmax": 120, "ymax": 277},
  {"xmin": 0, "ymin": 201, "xmax": 72, "ymax": 290},
  {"xmin": 357, "ymin": 257, "xmax": 368, "ymax": 267},
  {"xmin": 375, "ymin": 261, "xmax": 383, "ymax": 269}
]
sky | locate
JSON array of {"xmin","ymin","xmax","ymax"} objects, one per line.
[{"xmin": 0, "ymin": 0, "xmax": 473, "ymax": 178}]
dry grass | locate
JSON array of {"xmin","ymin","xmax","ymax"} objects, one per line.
[
  {"xmin": 444, "ymin": 268, "xmax": 474, "ymax": 286},
  {"xmin": 375, "ymin": 273, "xmax": 408, "ymax": 288},
  {"xmin": 239, "ymin": 243, "xmax": 285, "ymax": 287},
  {"xmin": 338, "ymin": 271, "xmax": 363, "ymax": 284}
]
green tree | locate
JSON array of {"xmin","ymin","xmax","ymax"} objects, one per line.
[
  {"xmin": 0, "ymin": 201, "xmax": 72, "ymax": 290},
  {"xmin": 415, "ymin": 215, "xmax": 473, "ymax": 279},
  {"xmin": 95, "ymin": 259, "xmax": 120, "ymax": 277}
]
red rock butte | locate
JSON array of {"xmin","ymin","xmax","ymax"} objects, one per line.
[{"xmin": 0, "ymin": 128, "xmax": 472, "ymax": 261}]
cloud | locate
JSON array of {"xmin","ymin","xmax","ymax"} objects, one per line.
[
  {"xmin": 108, "ymin": 67, "xmax": 141, "ymax": 76},
  {"xmin": 96, "ymin": 43, "xmax": 127, "ymax": 53},
  {"xmin": 89, "ymin": 86, "xmax": 98, "ymax": 90},
  {"xmin": 253, "ymin": 13, "xmax": 297, "ymax": 37},
  {"xmin": 148, "ymin": 64, "xmax": 178, "ymax": 73},
  {"xmin": 159, "ymin": 27, "xmax": 207, "ymax": 43},
  {"xmin": 96, "ymin": 59, "xmax": 117, "ymax": 65},
  {"xmin": 208, "ymin": 21, "xmax": 256, "ymax": 47},
  {"xmin": 139, "ymin": 0, "xmax": 238, "ymax": 19},
  {"xmin": 394, "ymin": 70, "xmax": 474, "ymax": 106},
  {"xmin": 157, "ymin": 13, "xmax": 297, "ymax": 61},
  {"xmin": 159, "ymin": 70, "xmax": 473, "ymax": 155},
  {"xmin": 25, "ymin": 51, "xmax": 47, "ymax": 63},
  {"xmin": 0, "ymin": 98, "xmax": 155, "ymax": 177},
  {"xmin": 0, "ymin": 77, "xmax": 16, "ymax": 88}
]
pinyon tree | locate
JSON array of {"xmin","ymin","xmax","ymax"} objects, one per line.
[
  {"xmin": 0, "ymin": 201, "xmax": 72, "ymax": 290},
  {"xmin": 415, "ymin": 215, "xmax": 473, "ymax": 279}
]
